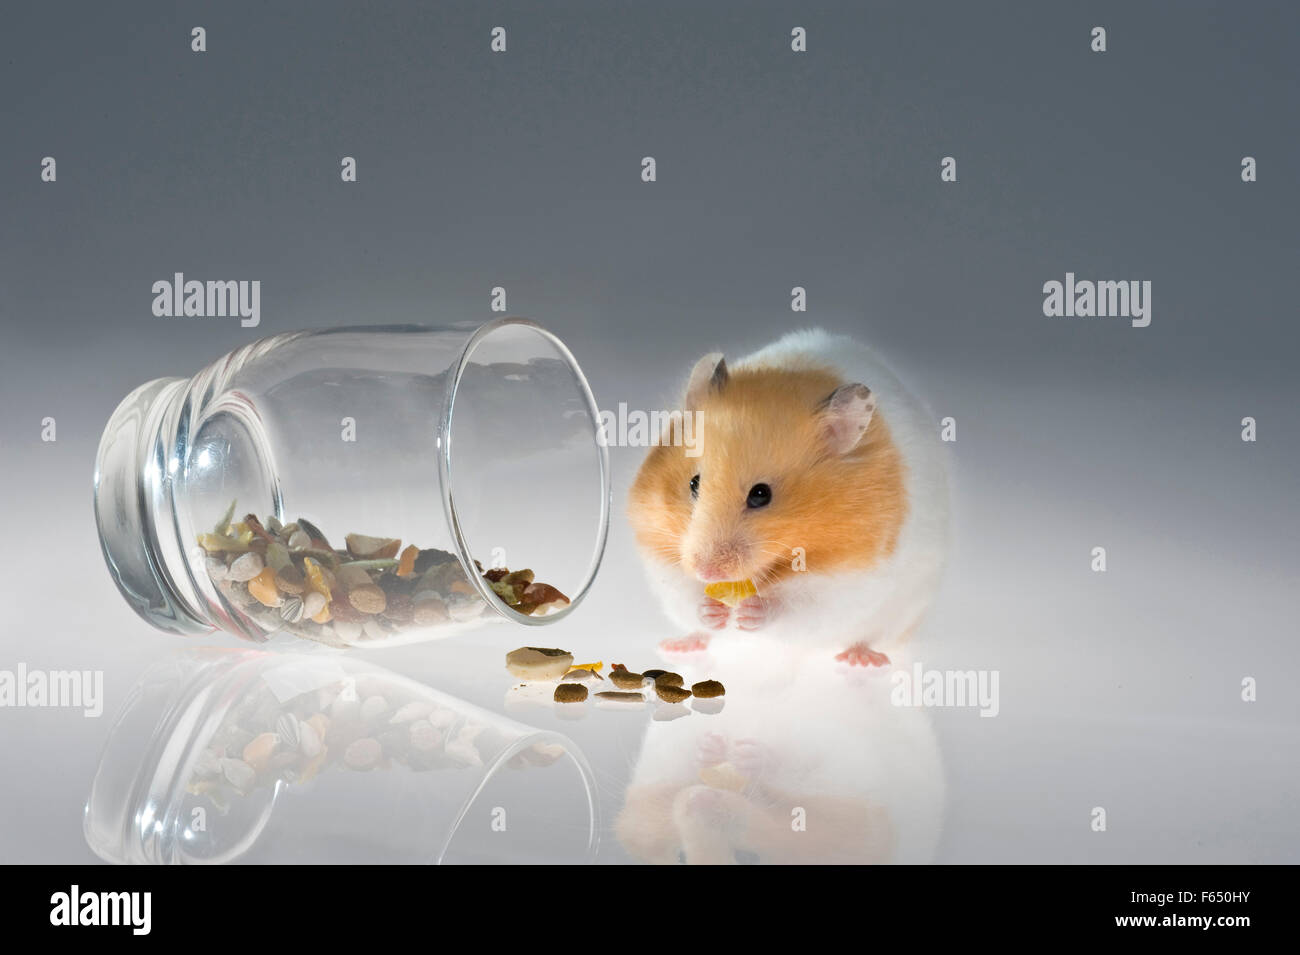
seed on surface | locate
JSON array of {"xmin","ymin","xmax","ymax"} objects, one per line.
[
  {"xmin": 287, "ymin": 529, "xmax": 311, "ymax": 550},
  {"xmin": 655, "ymin": 684, "xmax": 692, "ymax": 704},
  {"xmin": 609, "ymin": 664, "xmax": 645, "ymax": 690},
  {"xmin": 228, "ymin": 551, "xmax": 265, "ymax": 582},
  {"xmin": 652, "ymin": 671, "xmax": 684, "ymax": 688},
  {"xmin": 594, "ymin": 691, "xmax": 644, "ymax": 703},
  {"xmin": 691, "ymin": 679, "xmax": 725, "ymax": 699},
  {"xmin": 554, "ymin": 683, "xmax": 589, "ymax": 703},
  {"xmin": 505, "ymin": 647, "xmax": 575, "ymax": 681}
]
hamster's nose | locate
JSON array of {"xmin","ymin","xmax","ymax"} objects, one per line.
[
  {"xmin": 690, "ymin": 547, "xmax": 743, "ymax": 582},
  {"xmin": 693, "ymin": 561, "xmax": 731, "ymax": 582}
]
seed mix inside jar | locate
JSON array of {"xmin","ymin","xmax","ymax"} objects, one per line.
[{"xmin": 198, "ymin": 500, "xmax": 571, "ymax": 646}]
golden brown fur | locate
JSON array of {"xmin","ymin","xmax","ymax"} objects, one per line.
[{"xmin": 628, "ymin": 361, "xmax": 907, "ymax": 587}]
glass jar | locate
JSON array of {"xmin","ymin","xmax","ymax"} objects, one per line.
[
  {"xmin": 84, "ymin": 649, "xmax": 600, "ymax": 864},
  {"xmin": 94, "ymin": 320, "xmax": 609, "ymax": 647}
]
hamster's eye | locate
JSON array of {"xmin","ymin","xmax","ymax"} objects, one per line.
[
  {"xmin": 746, "ymin": 483, "xmax": 772, "ymax": 509},
  {"xmin": 689, "ymin": 474, "xmax": 700, "ymax": 499},
  {"xmin": 734, "ymin": 848, "xmax": 760, "ymax": 865}
]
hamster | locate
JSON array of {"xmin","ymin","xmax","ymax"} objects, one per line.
[
  {"xmin": 628, "ymin": 328, "xmax": 949, "ymax": 665},
  {"xmin": 614, "ymin": 648, "xmax": 945, "ymax": 864}
]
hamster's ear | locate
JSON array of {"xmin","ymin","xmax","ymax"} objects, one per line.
[
  {"xmin": 819, "ymin": 383, "xmax": 876, "ymax": 454},
  {"xmin": 684, "ymin": 352, "xmax": 728, "ymax": 409}
]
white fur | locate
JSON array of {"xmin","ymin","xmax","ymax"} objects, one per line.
[
  {"xmin": 644, "ymin": 328, "xmax": 950, "ymax": 653},
  {"xmin": 623, "ymin": 650, "xmax": 946, "ymax": 863}
]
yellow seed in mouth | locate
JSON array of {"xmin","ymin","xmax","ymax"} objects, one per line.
[{"xmin": 703, "ymin": 579, "xmax": 757, "ymax": 608}]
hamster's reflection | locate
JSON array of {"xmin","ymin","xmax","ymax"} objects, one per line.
[
  {"xmin": 616, "ymin": 645, "xmax": 944, "ymax": 864},
  {"xmin": 86, "ymin": 648, "xmax": 598, "ymax": 864}
]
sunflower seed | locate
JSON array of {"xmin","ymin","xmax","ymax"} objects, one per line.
[
  {"xmin": 279, "ymin": 595, "xmax": 304, "ymax": 624},
  {"xmin": 274, "ymin": 712, "xmax": 301, "ymax": 749}
]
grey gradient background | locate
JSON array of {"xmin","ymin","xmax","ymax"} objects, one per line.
[{"xmin": 1, "ymin": 1, "xmax": 1297, "ymax": 862}]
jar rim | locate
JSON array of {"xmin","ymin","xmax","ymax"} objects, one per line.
[{"xmin": 440, "ymin": 317, "xmax": 611, "ymax": 627}]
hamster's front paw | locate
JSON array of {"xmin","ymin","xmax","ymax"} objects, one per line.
[
  {"xmin": 696, "ymin": 731, "xmax": 728, "ymax": 768},
  {"xmin": 734, "ymin": 594, "xmax": 773, "ymax": 631},
  {"xmin": 731, "ymin": 738, "xmax": 770, "ymax": 780},
  {"xmin": 698, "ymin": 596, "xmax": 731, "ymax": 630},
  {"xmin": 835, "ymin": 642, "xmax": 891, "ymax": 668}
]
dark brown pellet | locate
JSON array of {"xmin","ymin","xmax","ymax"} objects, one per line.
[
  {"xmin": 691, "ymin": 679, "xmax": 725, "ymax": 699},
  {"xmin": 553, "ymin": 683, "xmax": 589, "ymax": 704},
  {"xmin": 655, "ymin": 684, "xmax": 692, "ymax": 704},
  {"xmin": 609, "ymin": 664, "xmax": 645, "ymax": 690}
]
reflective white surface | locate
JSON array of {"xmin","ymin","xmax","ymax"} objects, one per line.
[{"xmin": 3, "ymin": 364, "xmax": 1297, "ymax": 863}]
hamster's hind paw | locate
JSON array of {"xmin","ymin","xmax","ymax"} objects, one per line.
[
  {"xmin": 835, "ymin": 643, "xmax": 891, "ymax": 668},
  {"xmin": 659, "ymin": 632, "xmax": 713, "ymax": 657}
]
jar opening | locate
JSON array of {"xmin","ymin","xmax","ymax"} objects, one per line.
[{"xmin": 440, "ymin": 319, "xmax": 610, "ymax": 626}]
